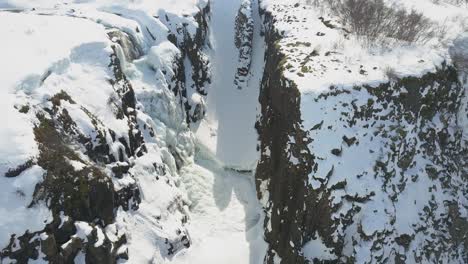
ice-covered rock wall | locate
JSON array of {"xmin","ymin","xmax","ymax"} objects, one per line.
[
  {"xmin": 0, "ymin": 1, "xmax": 212, "ymax": 262},
  {"xmin": 159, "ymin": 4, "xmax": 212, "ymax": 124}
]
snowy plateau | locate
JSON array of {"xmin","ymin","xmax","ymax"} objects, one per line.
[{"xmin": 0, "ymin": 0, "xmax": 467, "ymax": 263}]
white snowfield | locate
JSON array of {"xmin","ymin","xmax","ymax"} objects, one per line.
[
  {"xmin": 261, "ymin": 0, "xmax": 468, "ymax": 94},
  {"xmin": 0, "ymin": 0, "xmax": 207, "ymax": 14}
]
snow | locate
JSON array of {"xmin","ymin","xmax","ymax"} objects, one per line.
[
  {"xmin": 94, "ymin": 226, "xmax": 105, "ymax": 247},
  {"xmin": 0, "ymin": 12, "xmax": 113, "ymax": 248},
  {"xmin": 451, "ymin": 33, "xmax": 468, "ymax": 71},
  {"xmin": 112, "ymin": 141, "xmax": 267, "ymax": 264},
  {"xmin": 0, "ymin": 10, "xmax": 130, "ymax": 153},
  {"xmin": 166, "ymin": 2, "xmax": 270, "ymax": 260},
  {"xmin": 113, "ymin": 143, "xmax": 187, "ymax": 263},
  {"xmin": 0, "ymin": 11, "xmax": 106, "ymax": 177},
  {"xmin": 0, "ymin": 12, "xmax": 107, "ymax": 92},
  {"xmin": 59, "ymin": 211, "xmax": 70, "ymax": 229},
  {"xmin": 0, "ymin": 0, "xmax": 207, "ymax": 15},
  {"xmin": 299, "ymin": 81, "xmax": 457, "ymax": 260},
  {"xmin": 74, "ymin": 221, "xmax": 93, "ymax": 242},
  {"xmin": 74, "ymin": 251, "xmax": 86, "ymax": 264},
  {"xmin": 261, "ymin": 0, "xmax": 453, "ymax": 94},
  {"xmin": 170, "ymin": 146, "xmax": 267, "ymax": 264},
  {"xmin": 61, "ymin": 223, "xmax": 91, "ymax": 249},
  {"xmin": 0, "ymin": 165, "xmax": 52, "ymax": 248},
  {"xmin": 0, "ymin": 94, "xmax": 38, "ymax": 176},
  {"xmin": 302, "ymin": 234, "xmax": 336, "ymax": 261},
  {"xmin": 195, "ymin": 0, "xmax": 265, "ymax": 170},
  {"xmin": 0, "ymin": 0, "xmax": 463, "ymax": 262},
  {"xmin": 147, "ymin": 42, "xmax": 181, "ymax": 74},
  {"xmin": 0, "ymin": 5, "xmax": 134, "ymax": 254},
  {"xmin": 68, "ymin": 159, "xmax": 86, "ymax": 171}
]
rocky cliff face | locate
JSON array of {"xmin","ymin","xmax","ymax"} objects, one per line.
[
  {"xmin": 234, "ymin": 0, "xmax": 255, "ymax": 90},
  {"xmin": 256, "ymin": 1, "xmax": 468, "ymax": 263},
  {"xmin": 161, "ymin": 4, "xmax": 212, "ymax": 124},
  {"xmin": 256, "ymin": 8, "xmax": 334, "ymax": 264}
]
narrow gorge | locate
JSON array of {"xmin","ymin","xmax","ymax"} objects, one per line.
[{"xmin": 0, "ymin": 0, "xmax": 467, "ymax": 263}]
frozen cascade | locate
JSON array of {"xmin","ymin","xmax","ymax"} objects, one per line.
[
  {"xmin": 195, "ymin": 0, "xmax": 264, "ymax": 170},
  {"xmin": 172, "ymin": 0, "xmax": 268, "ymax": 262}
]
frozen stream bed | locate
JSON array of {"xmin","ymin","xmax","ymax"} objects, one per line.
[
  {"xmin": 170, "ymin": 146, "xmax": 267, "ymax": 264},
  {"xmin": 195, "ymin": 0, "xmax": 265, "ymax": 170},
  {"xmin": 173, "ymin": 0, "xmax": 268, "ymax": 262}
]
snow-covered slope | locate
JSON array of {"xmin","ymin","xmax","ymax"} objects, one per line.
[{"xmin": 256, "ymin": 0, "xmax": 468, "ymax": 263}]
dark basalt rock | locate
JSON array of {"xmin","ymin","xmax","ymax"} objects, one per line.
[
  {"xmin": 60, "ymin": 236, "xmax": 83, "ymax": 262},
  {"xmin": 161, "ymin": 4, "xmax": 211, "ymax": 124},
  {"xmin": 109, "ymin": 46, "xmax": 146, "ymax": 159},
  {"xmin": 1, "ymin": 232, "xmax": 41, "ymax": 263},
  {"xmin": 330, "ymin": 148, "xmax": 342, "ymax": 156},
  {"xmin": 115, "ymin": 182, "xmax": 141, "ymax": 211},
  {"xmin": 4, "ymin": 159, "xmax": 34, "ymax": 178},
  {"xmin": 395, "ymin": 234, "xmax": 413, "ymax": 248},
  {"xmin": 2, "ymin": 115, "xmax": 127, "ymax": 263},
  {"xmin": 111, "ymin": 163, "xmax": 131, "ymax": 178},
  {"xmin": 166, "ymin": 229, "xmax": 191, "ymax": 256},
  {"xmin": 342, "ymin": 135, "xmax": 357, "ymax": 146},
  {"xmin": 234, "ymin": 0, "xmax": 254, "ymax": 89},
  {"xmin": 31, "ymin": 115, "xmax": 114, "ymax": 224},
  {"xmin": 256, "ymin": 8, "xmax": 338, "ymax": 264},
  {"xmin": 86, "ymin": 229, "xmax": 114, "ymax": 264},
  {"xmin": 1, "ymin": 4, "xmax": 213, "ymax": 261}
]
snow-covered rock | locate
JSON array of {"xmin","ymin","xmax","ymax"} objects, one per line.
[
  {"xmin": 234, "ymin": 0, "xmax": 254, "ymax": 90},
  {"xmin": 0, "ymin": 1, "xmax": 212, "ymax": 262},
  {"xmin": 256, "ymin": 0, "xmax": 468, "ymax": 263}
]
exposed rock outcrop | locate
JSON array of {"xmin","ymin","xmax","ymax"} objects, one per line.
[
  {"xmin": 256, "ymin": 8, "xmax": 335, "ymax": 264},
  {"xmin": 234, "ymin": 0, "xmax": 254, "ymax": 90},
  {"xmin": 161, "ymin": 4, "xmax": 212, "ymax": 124}
]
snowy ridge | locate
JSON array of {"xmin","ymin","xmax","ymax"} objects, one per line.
[{"xmin": 259, "ymin": 0, "xmax": 467, "ymax": 93}]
